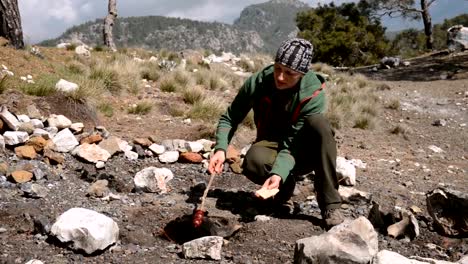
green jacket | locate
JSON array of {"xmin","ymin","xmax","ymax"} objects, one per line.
[{"xmin": 214, "ymin": 64, "xmax": 326, "ymax": 182}]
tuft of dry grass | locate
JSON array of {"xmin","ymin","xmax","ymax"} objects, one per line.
[
  {"xmin": 326, "ymin": 73, "xmax": 381, "ymax": 130},
  {"xmin": 187, "ymin": 96, "xmax": 227, "ymax": 122},
  {"xmin": 311, "ymin": 63, "xmax": 335, "ymax": 76},
  {"xmin": 159, "ymin": 77, "xmax": 179, "ymax": 93},
  {"xmin": 183, "ymin": 85, "xmax": 205, "ymax": 105},
  {"xmin": 97, "ymin": 102, "xmax": 114, "ymax": 117},
  {"xmin": 128, "ymin": 101, "xmax": 153, "ymax": 115},
  {"xmin": 386, "ymin": 99, "xmax": 400, "ymax": 110},
  {"xmin": 20, "ymin": 74, "xmax": 59, "ymax": 97}
]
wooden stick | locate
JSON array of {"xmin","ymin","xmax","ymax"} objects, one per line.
[{"xmin": 199, "ymin": 173, "xmax": 216, "ymax": 211}]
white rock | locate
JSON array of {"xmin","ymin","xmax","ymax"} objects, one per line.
[
  {"xmin": 0, "ymin": 135, "xmax": 4, "ymax": 150},
  {"xmin": 118, "ymin": 140, "xmax": 132, "ymax": 153},
  {"xmin": 338, "ymin": 186, "xmax": 371, "ymax": 202},
  {"xmin": 70, "ymin": 123, "xmax": 84, "ymax": 133},
  {"xmin": 96, "ymin": 161, "xmax": 105, "ymax": 169},
  {"xmin": 1, "ymin": 64, "xmax": 7, "ymax": 70},
  {"xmin": 295, "ymin": 217, "xmax": 378, "ymax": 264},
  {"xmin": 336, "ymin": 156, "xmax": 356, "ymax": 186},
  {"xmin": 0, "ymin": 106, "xmax": 20, "ymax": 131},
  {"xmin": 30, "ymin": 119, "xmax": 44, "ymax": 129},
  {"xmin": 55, "ymin": 79, "xmax": 79, "ymax": 93},
  {"xmin": 350, "ymin": 159, "xmax": 367, "ymax": 169},
  {"xmin": 47, "ymin": 114, "xmax": 72, "ymax": 129},
  {"xmin": 374, "ymin": 250, "xmax": 456, "ymax": 264},
  {"xmin": 51, "ymin": 208, "xmax": 119, "ymax": 254},
  {"xmin": 149, "ymin": 56, "xmax": 158, "ymax": 62},
  {"xmin": 183, "ymin": 236, "xmax": 223, "ymax": 260},
  {"xmin": 17, "ymin": 114, "xmax": 30, "ymax": 123},
  {"xmin": 44, "ymin": 127, "xmax": 59, "ymax": 137},
  {"xmin": 25, "ymin": 260, "xmax": 44, "ymax": 264},
  {"xmin": 75, "ymin": 45, "xmax": 91, "ymax": 57},
  {"xmin": 185, "ymin": 141, "xmax": 204, "ymax": 153},
  {"xmin": 56, "ymin": 43, "xmax": 71, "ymax": 49},
  {"xmin": 27, "ymin": 75, "xmax": 33, "ymax": 80},
  {"xmin": 52, "ymin": 128, "xmax": 79, "ymax": 152},
  {"xmin": 32, "ymin": 128, "xmax": 51, "ymax": 139},
  {"xmin": 3, "ymin": 131, "xmax": 29, "ymax": 145},
  {"xmin": 125, "ymin": 150, "xmax": 139, "ymax": 160},
  {"xmin": 428, "ymin": 145, "xmax": 444, "ymax": 153},
  {"xmin": 159, "ymin": 151, "xmax": 179, "ymax": 163},
  {"xmin": 196, "ymin": 139, "xmax": 215, "ymax": 152},
  {"xmin": 73, "ymin": 143, "xmax": 111, "ymax": 163},
  {"xmin": 254, "ymin": 215, "xmax": 271, "ymax": 222},
  {"xmin": 134, "ymin": 167, "xmax": 174, "ymax": 193},
  {"xmin": 149, "ymin": 144, "xmax": 165, "ymax": 155},
  {"xmin": 20, "ymin": 76, "xmax": 27, "ymax": 81}
]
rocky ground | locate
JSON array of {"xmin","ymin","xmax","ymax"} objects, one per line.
[{"xmin": 0, "ymin": 51, "xmax": 467, "ymax": 264}]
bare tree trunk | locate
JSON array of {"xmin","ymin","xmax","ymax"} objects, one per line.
[
  {"xmin": 103, "ymin": 0, "xmax": 117, "ymax": 52},
  {"xmin": 0, "ymin": 0, "xmax": 24, "ymax": 49},
  {"xmin": 420, "ymin": 0, "xmax": 433, "ymax": 50}
]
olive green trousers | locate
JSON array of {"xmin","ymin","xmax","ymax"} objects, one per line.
[{"xmin": 242, "ymin": 114, "xmax": 341, "ymax": 210}]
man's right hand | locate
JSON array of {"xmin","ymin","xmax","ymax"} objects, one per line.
[{"xmin": 208, "ymin": 150, "xmax": 226, "ymax": 174}]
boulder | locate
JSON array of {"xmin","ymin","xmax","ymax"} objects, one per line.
[
  {"xmin": 55, "ymin": 79, "xmax": 79, "ymax": 93},
  {"xmin": 3, "ymin": 131, "xmax": 29, "ymax": 145},
  {"xmin": 11, "ymin": 170, "xmax": 33, "ymax": 183},
  {"xmin": 51, "ymin": 208, "xmax": 119, "ymax": 254},
  {"xmin": 179, "ymin": 152, "xmax": 204, "ymax": 163},
  {"xmin": 294, "ymin": 217, "xmax": 378, "ymax": 264},
  {"xmin": 148, "ymin": 143, "xmax": 165, "ymax": 155},
  {"xmin": 427, "ymin": 188, "xmax": 468, "ymax": 237},
  {"xmin": 447, "ymin": 25, "xmax": 468, "ymax": 52},
  {"xmin": 75, "ymin": 45, "xmax": 91, "ymax": 57},
  {"xmin": 14, "ymin": 145, "xmax": 37, "ymax": 159}
]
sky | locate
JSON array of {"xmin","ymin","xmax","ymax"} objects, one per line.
[{"xmin": 18, "ymin": 0, "xmax": 468, "ymax": 44}]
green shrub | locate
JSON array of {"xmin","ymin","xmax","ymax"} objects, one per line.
[
  {"xmin": 128, "ymin": 101, "xmax": 153, "ymax": 115},
  {"xmin": 173, "ymin": 70, "xmax": 191, "ymax": 89}
]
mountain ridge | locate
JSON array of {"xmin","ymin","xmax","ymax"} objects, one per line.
[{"xmin": 40, "ymin": 0, "xmax": 310, "ymax": 54}]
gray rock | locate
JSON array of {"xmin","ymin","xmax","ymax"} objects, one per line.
[
  {"xmin": 0, "ymin": 106, "xmax": 20, "ymax": 131},
  {"xmin": 295, "ymin": 217, "xmax": 378, "ymax": 264},
  {"xmin": 3, "ymin": 131, "xmax": 29, "ymax": 145},
  {"xmin": 47, "ymin": 114, "xmax": 72, "ymax": 129},
  {"xmin": 183, "ymin": 236, "xmax": 223, "ymax": 260},
  {"xmin": 21, "ymin": 183, "xmax": 49, "ymax": 198}
]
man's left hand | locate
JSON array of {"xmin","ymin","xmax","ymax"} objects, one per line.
[{"xmin": 261, "ymin": 175, "xmax": 282, "ymax": 190}]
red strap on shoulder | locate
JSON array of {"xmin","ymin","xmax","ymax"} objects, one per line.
[{"xmin": 291, "ymin": 86, "xmax": 324, "ymax": 123}]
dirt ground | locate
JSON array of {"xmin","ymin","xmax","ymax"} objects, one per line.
[{"xmin": 0, "ymin": 51, "xmax": 467, "ymax": 263}]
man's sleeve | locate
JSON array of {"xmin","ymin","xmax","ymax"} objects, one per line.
[{"xmin": 213, "ymin": 77, "xmax": 256, "ymax": 152}]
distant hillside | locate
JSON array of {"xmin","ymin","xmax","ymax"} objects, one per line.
[
  {"xmin": 234, "ymin": 0, "xmax": 309, "ymax": 52},
  {"xmin": 40, "ymin": 16, "xmax": 264, "ymax": 54},
  {"xmin": 40, "ymin": 0, "xmax": 310, "ymax": 54}
]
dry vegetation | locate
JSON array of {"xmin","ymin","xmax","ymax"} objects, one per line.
[{"xmin": 0, "ymin": 46, "xmax": 386, "ymax": 138}]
